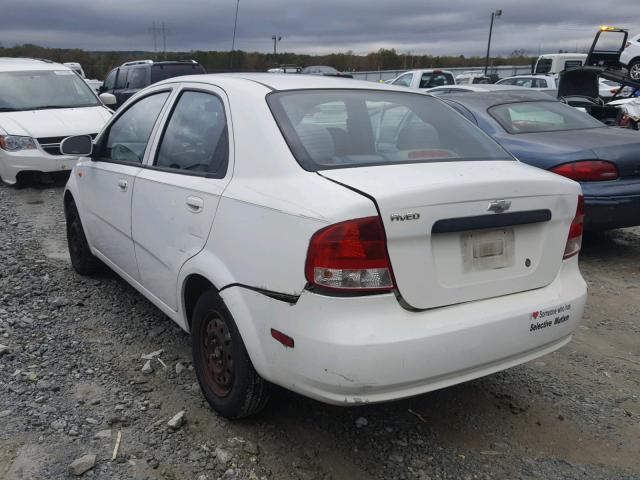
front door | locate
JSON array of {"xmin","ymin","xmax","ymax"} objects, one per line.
[
  {"xmin": 78, "ymin": 90, "xmax": 172, "ymax": 280},
  {"xmin": 132, "ymin": 86, "xmax": 232, "ymax": 310}
]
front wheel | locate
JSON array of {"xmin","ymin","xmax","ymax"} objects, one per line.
[
  {"xmin": 191, "ymin": 288, "xmax": 271, "ymax": 418},
  {"xmin": 629, "ymin": 59, "xmax": 640, "ymax": 81},
  {"xmin": 65, "ymin": 201, "xmax": 103, "ymax": 275}
]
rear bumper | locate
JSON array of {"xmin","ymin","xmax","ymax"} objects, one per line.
[
  {"xmin": 582, "ymin": 179, "xmax": 640, "ymax": 230},
  {"xmin": 221, "ymin": 258, "xmax": 586, "ymax": 405},
  {"xmin": 0, "ymin": 150, "xmax": 79, "ymax": 184}
]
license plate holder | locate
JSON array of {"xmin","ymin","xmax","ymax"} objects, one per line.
[{"xmin": 461, "ymin": 228, "xmax": 515, "ymax": 272}]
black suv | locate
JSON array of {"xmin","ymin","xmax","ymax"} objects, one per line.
[{"xmin": 99, "ymin": 60, "xmax": 206, "ymax": 109}]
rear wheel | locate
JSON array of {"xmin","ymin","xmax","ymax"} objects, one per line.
[
  {"xmin": 192, "ymin": 288, "xmax": 271, "ymax": 419},
  {"xmin": 629, "ymin": 59, "xmax": 640, "ymax": 81},
  {"xmin": 65, "ymin": 201, "xmax": 103, "ymax": 275}
]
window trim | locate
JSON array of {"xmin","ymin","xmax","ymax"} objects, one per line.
[
  {"xmin": 148, "ymin": 88, "xmax": 230, "ymax": 179},
  {"xmin": 93, "ymin": 89, "xmax": 173, "ymax": 167}
]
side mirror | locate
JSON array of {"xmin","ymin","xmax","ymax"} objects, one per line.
[
  {"xmin": 60, "ymin": 135, "xmax": 93, "ymax": 157},
  {"xmin": 99, "ymin": 93, "xmax": 117, "ymax": 106}
]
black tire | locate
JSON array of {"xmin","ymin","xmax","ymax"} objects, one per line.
[
  {"xmin": 192, "ymin": 288, "xmax": 271, "ymax": 419},
  {"xmin": 629, "ymin": 59, "xmax": 640, "ymax": 81},
  {"xmin": 65, "ymin": 201, "xmax": 103, "ymax": 275}
]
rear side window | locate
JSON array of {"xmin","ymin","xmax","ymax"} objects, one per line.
[
  {"xmin": 154, "ymin": 91, "xmax": 228, "ymax": 177},
  {"xmin": 150, "ymin": 64, "xmax": 206, "ymax": 83},
  {"xmin": 268, "ymin": 89, "xmax": 512, "ymax": 171}
]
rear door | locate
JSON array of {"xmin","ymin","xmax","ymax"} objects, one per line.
[{"xmin": 132, "ymin": 83, "xmax": 232, "ymax": 311}]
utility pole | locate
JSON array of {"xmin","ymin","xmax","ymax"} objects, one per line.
[
  {"xmin": 161, "ymin": 22, "xmax": 167, "ymax": 60},
  {"xmin": 230, "ymin": 0, "xmax": 240, "ymax": 69},
  {"xmin": 151, "ymin": 21, "xmax": 158, "ymax": 60},
  {"xmin": 231, "ymin": 0, "xmax": 240, "ymax": 51},
  {"xmin": 484, "ymin": 9, "xmax": 502, "ymax": 75},
  {"xmin": 272, "ymin": 35, "xmax": 282, "ymax": 55}
]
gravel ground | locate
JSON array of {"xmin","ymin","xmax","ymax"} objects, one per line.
[{"xmin": 0, "ymin": 181, "xmax": 639, "ymax": 480}]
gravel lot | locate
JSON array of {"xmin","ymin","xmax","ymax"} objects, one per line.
[{"xmin": 1, "ymin": 181, "xmax": 639, "ymax": 480}]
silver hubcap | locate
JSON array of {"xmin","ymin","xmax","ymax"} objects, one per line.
[{"xmin": 631, "ymin": 64, "xmax": 640, "ymax": 80}]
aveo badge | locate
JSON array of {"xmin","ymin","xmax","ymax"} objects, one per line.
[
  {"xmin": 390, "ymin": 213, "xmax": 420, "ymax": 222},
  {"xmin": 529, "ymin": 304, "xmax": 572, "ymax": 333}
]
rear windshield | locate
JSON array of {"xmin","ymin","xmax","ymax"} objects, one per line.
[
  {"xmin": 535, "ymin": 58, "xmax": 552, "ymax": 74},
  {"xmin": 419, "ymin": 72, "xmax": 455, "ymax": 88},
  {"xmin": 150, "ymin": 63, "xmax": 206, "ymax": 83},
  {"xmin": 267, "ymin": 89, "xmax": 512, "ymax": 171},
  {"xmin": 489, "ymin": 101, "xmax": 605, "ymax": 134}
]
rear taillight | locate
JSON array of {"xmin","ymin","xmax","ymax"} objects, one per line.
[
  {"xmin": 551, "ymin": 161, "xmax": 619, "ymax": 181},
  {"xmin": 564, "ymin": 195, "xmax": 584, "ymax": 259},
  {"xmin": 305, "ymin": 216, "xmax": 395, "ymax": 292},
  {"xmin": 619, "ymin": 114, "xmax": 631, "ymax": 127}
]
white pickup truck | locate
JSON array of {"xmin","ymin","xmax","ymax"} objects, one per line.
[{"xmin": 388, "ymin": 69, "xmax": 456, "ymax": 90}]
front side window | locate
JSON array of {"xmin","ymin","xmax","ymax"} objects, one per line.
[
  {"xmin": 489, "ymin": 101, "xmax": 605, "ymax": 134},
  {"xmin": 102, "ymin": 92, "xmax": 170, "ymax": 163},
  {"xmin": 268, "ymin": 89, "xmax": 512, "ymax": 171},
  {"xmin": 0, "ymin": 70, "xmax": 100, "ymax": 111},
  {"xmin": 115, "ymin": 68, "xmax": 129, "ymax": 89},
  {"xmin": 392, "ymin": 74, "xmax": 413, "ymax": 87},
  {"xmin": 103, "ymin": 69, "xmax": 117, "ymax": 91},
  {"xmin": 127, "ymin": 68, "xmax": 148, "ymax": 89},
  {"xmin": 154, "ymin": 91, "xmax": 228, "ymax": 177}
]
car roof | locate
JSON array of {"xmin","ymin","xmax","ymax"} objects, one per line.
[
  {"xmin": 499, "ymin": 74, "xmax": 556, "ymax": 80},
  {"xmin": 156, "ymin": 72, "xmax": 414, "ymax": 93},
  {"xmin": 431, "ymin": 84, "xmax": 531, "ymax": 92},
  {"xmin": 439, "ymin": 89, "xmax": 556, "ymax": 107},
  {"xmin": 0, "ymin": 57, "xmax": 70, "ymax": 72}
]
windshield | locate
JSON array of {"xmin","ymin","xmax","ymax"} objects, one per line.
[
  {"xmin": 535, "ymin": 58, "xmax": 552, "ymax": 74},
  {"xmin": 267, "ymin": 89, "xmax": 512, "ymax": 171},
  {"xmin": 489, "ymin": 101, "xmax": 605, "ymax": 134},
  {"xmin": 0, "ymin": 70, "xmax": 99, "ymax": 111}
]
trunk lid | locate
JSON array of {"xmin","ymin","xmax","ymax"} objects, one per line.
[{"xmin": 320, "ymin": 161, "xmax": 580, "ymax": 310}]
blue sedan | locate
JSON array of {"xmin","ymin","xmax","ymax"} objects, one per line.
[{"xmin": 439, "ymin": 90, "xmax": 640, "ymax": 231}]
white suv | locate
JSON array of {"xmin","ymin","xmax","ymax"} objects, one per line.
[
  {"xmin": 62, "ymin": 74, "xmax": 587, "ymax": 418},
  {"xmin": 620, "ymin": 33, "xmax": 640, "ymax": 81},
  {"xmin": 0, "ymin": 58, "xmax": 112, "ymax": 185}
]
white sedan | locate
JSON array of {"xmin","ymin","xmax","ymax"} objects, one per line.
[{"xmin": 61, "ymin": 74, "xmax": 587, "ymax": 418}]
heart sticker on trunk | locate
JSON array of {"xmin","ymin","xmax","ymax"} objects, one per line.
[{"xmin": 532, "ymin": 311, "xmax": 539, "ymax": 319}]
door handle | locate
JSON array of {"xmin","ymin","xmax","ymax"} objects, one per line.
[
  {"xmin": 117, "ymin": 178, "xmax": 128, "ymax": 191},
  {"xmin": 185, "ymin": 196, "xmax": 204, "ymax": 212}
]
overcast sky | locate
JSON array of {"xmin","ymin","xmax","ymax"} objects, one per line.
[{"xmin": 3, "ymin": 0, "xmax": 640, "ymax": 56}]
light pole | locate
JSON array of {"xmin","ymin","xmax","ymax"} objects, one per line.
[
  {"xmin": 231, "ymin": 0, "xmax": 240, "ymax": 52},
  {"xmin": 484, "ymin": 9, "xmax": 502, "ymax": 75},
  {"xmin": 272, "ymin": 35, "xmax": 282, "ymax": 55}
]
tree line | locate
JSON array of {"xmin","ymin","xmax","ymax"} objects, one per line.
[{"xmin": 0, "ymin": 44, "xmax": 535, "ymax": 80}]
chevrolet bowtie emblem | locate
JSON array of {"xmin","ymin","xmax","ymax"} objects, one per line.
[{"xmin": 487, "ymin": 199, "xmax": 511, "ymax": 214}]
